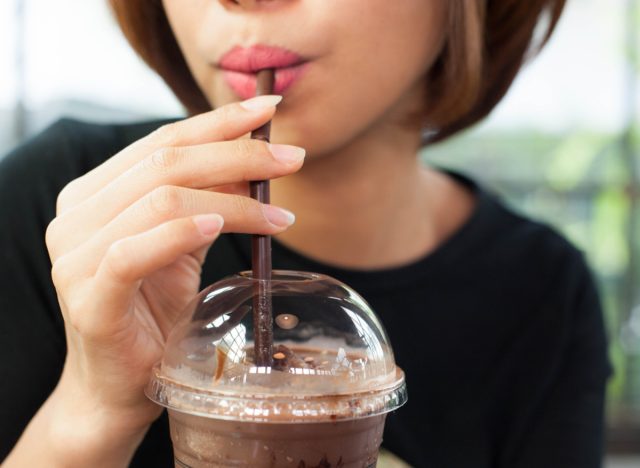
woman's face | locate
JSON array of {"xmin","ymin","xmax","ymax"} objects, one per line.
[{"xmin": 162, "ymin": 0, "xmax": 447, "ymax": 156}]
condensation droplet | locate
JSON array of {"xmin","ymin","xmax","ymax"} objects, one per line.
[{"xmin": 275, "ymin": 313, "xmax": 299, "ymax": 330}]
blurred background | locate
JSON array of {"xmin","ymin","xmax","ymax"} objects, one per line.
[{"xmin": 0, "ymin": 0, "xmax": 638, "ymax": 465}]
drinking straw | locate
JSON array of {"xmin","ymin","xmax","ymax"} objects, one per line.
[{"xmin": 250, "ymin": 69, "xmax": 276, "ymax": 367}]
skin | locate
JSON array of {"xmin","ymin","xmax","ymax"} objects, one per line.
[
  {"xmin": 164, "ymin": 0, "xmax": 474, "ymax": 268},
  {"xmin": 5, "ymin": 1, "xmax": 474, "ymax": 466}
]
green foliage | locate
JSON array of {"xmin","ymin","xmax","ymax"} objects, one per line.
[{"xmin": 422, "ymin": 124, "xmax": 640, "ymax": 414}]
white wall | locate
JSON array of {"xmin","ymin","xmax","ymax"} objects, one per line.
[
  {"xmin": 486, "ymin": 0, "xmax": 636, "ymax": 133},
  {"xmin": 18, "ymin": 0, "xmax": 182, "ymax": 116}
]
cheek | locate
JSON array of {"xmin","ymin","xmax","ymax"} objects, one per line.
[
  {"xmin": 269, "ymin": 1, "xmax": 446, "ymax": 155},
  {"xmin": 162, "ymin": 0, "xmax": 198, "ymax": 48}
]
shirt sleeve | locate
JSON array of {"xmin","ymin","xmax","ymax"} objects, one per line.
[
  {"xmin": 512, "ymin": 252, "xmax": 612, "ymax": 468},
  {"xmin": 0, "ymin": 122, "xmax": 73, "ymax": 460}
]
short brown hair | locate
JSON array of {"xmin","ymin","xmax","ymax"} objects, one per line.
[{"xmin": 108, "ymin": 0, "xmax": 565, "ymax": 145}]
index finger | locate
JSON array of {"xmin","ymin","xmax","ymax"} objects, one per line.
[{"xmin": 57, "ymin": 95, "xmax": 282, "ymax": 215}]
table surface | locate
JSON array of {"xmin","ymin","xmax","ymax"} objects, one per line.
[
  {"xmin": 378, "ymin": 449, "xmax": 411, "ymax": 468},
  {"xmin": 606, "ymin": 456, "xmax": 640, "ymax": 468}
]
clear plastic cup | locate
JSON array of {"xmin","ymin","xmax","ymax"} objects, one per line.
[{"xmin": 146, "ymin": 270, "xmax": 407, "ymax": 467}]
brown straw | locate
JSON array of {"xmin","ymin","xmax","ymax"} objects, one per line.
[{"xmin": 250, "ymin": 69, "xmax": 275, "ymax": 367}]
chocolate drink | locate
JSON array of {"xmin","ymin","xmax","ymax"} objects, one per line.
[
  {"xmin": 146, "ymin": 271, "xmax": 408, "ymax": 468},
  {"xmin": 156, "ymin": 346, "xmax": 397, "ymax": 467},
  {"xmin": 168, "ymin": 403, "xmax": 385, "ymax": 468}
]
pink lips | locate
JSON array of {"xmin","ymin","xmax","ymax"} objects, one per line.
[{"xmin": 219, "ymin": 45, "xmax": 309, "ymax": 99}]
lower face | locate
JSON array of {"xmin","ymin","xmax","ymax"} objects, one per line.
[{"xmin": 162, "ymin": 0, "xmax": 447, "ymax": 157}]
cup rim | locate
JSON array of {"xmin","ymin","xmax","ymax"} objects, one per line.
[
  {"xmin": 236, "ymin": 269, "xmax": 327, "ymax": 283},
  {"xmin": 145, "ymin": 366, "xmax": 408, "ymax": 423}
]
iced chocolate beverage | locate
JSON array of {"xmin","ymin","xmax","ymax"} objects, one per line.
[
  {"xmin": 167, "ymin": 410, "xmax": 385, "ymax": 467},
  {"xmin": 146, "ymin": 271, "xmax": 407, "ymax": 467}
]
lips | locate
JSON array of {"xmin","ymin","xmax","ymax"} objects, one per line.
[{"xmin": 219, "ymin": 45, "xmax": 309, "ymax": 99}]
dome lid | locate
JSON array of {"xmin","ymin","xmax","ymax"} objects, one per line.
[{"xmin": 146, "ymin": 270, "xmax": 407, "ymax": 422}]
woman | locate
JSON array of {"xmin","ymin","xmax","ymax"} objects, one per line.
[{"xmin": 0, "ymin": 0, "xmax": 610, "ymax": 466}]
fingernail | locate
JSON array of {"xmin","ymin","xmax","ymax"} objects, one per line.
[
  {"xmin": 239, "ymin": 95, "xmax": 283, "ymax": 111},
  {"xmin": 263, "ymin": 205, "xmax": 296, "ymax": 228},
  {"xmin": 268, "ymin": 144, "xmax": 306, "ymax": 164},
  {"xmin": 194, "ymin": 214, "xmax": 224, "ymax": 236}
]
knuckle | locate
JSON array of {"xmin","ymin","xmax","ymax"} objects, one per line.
[
  {"xmin": 103, "ymin": 240, "xmax": 133, "ymax": 284},
  {"xmin": 55, "ymin": 180, "xmax": 78, "ymax": 214},
  {"xmin": 215, "ymin": 104, "xmax": 235, "ymax": 125},
  {"xmin": 45, "ymin": 217, "xmax": 60, "ymax": 252},
  {"xmin": 233, "ymin": 139, "xmax": 263, "ymax": 181},
  {"xmin": 161, "ymin": 221, "xmax": 189, "ymax": 249},
  {"xmin": 235, "ymin": 138, "xmax": 258, "ymax": 163},
  {"xmin": 148, "ymin": 185, "xmax": 183, "ymax": 218},
  {"xmin": 213, "ymin": 105, "xmax": 236, "ymax": 140},
  {"xmin": 146, "ymin": 146, "xmax": 181, "ymax": 174},
  {"xmin": 151, "ymin": 123, "xmax": 180, "ymax": 146},
  {"xmin": 51, "ymin": 254, "xmax": 74, "ymax": 290},
  {"xmin": 50, "ymin": 257, "xmax": 65, "ymax": 287},
  {"xmin": 231, "ymin": 194, "xmax": 255, "ymax": 217}
]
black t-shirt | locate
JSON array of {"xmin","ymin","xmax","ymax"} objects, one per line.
[{"xmin": 0, "ymin": 118, "xmax": 611, "ymax": 467}]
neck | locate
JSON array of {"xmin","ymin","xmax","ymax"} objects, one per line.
[{"xmin": 270, "ymin": 121, "xmax": 442, "ymax": 269}]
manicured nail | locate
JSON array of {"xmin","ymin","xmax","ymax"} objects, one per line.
[
  {"xmin": 194, "ymin": 214, "xmax": 224, "ymax": 236},
  {"xmin": 263, "ymin": 205, "xmax": 296, "ymax": 228},
  {"xmin": 268, "ymin": 144, "xmax": 306, "ymax": 164},
  {"xmin": 239, "ymin": 95, "xmax": 283, "ymax": 111}
]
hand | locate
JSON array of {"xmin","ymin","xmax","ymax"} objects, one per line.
[{"xmin": 43, "ymin": 95, "xmax": 304, "ymax": 455}]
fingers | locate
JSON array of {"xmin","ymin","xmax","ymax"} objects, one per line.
[
  {"xmin": 56, "ymin": 95, "xmax": 283, "ymax": 215},
  {"xmin": 132, "ymin": 140, "xmax": 305, "ymax": 189},
  {"xmin": 111, "ymin": 186, "xmax": 295, "ymax": 240},
  {"xmin": 59, "ymin": 187, "xmax": 294, "ymax": 279},
  {"xmin": 47, "ymin": 139, "xmax": 303, "ymax": 260},
  {"xmin": 87, "ymin": 214, "xmax": 224, "ymax": 335}
]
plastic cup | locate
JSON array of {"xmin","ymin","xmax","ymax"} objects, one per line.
[{"xmin": 146, "ymin": 271, "xmax": 407, "ymax": 467}]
